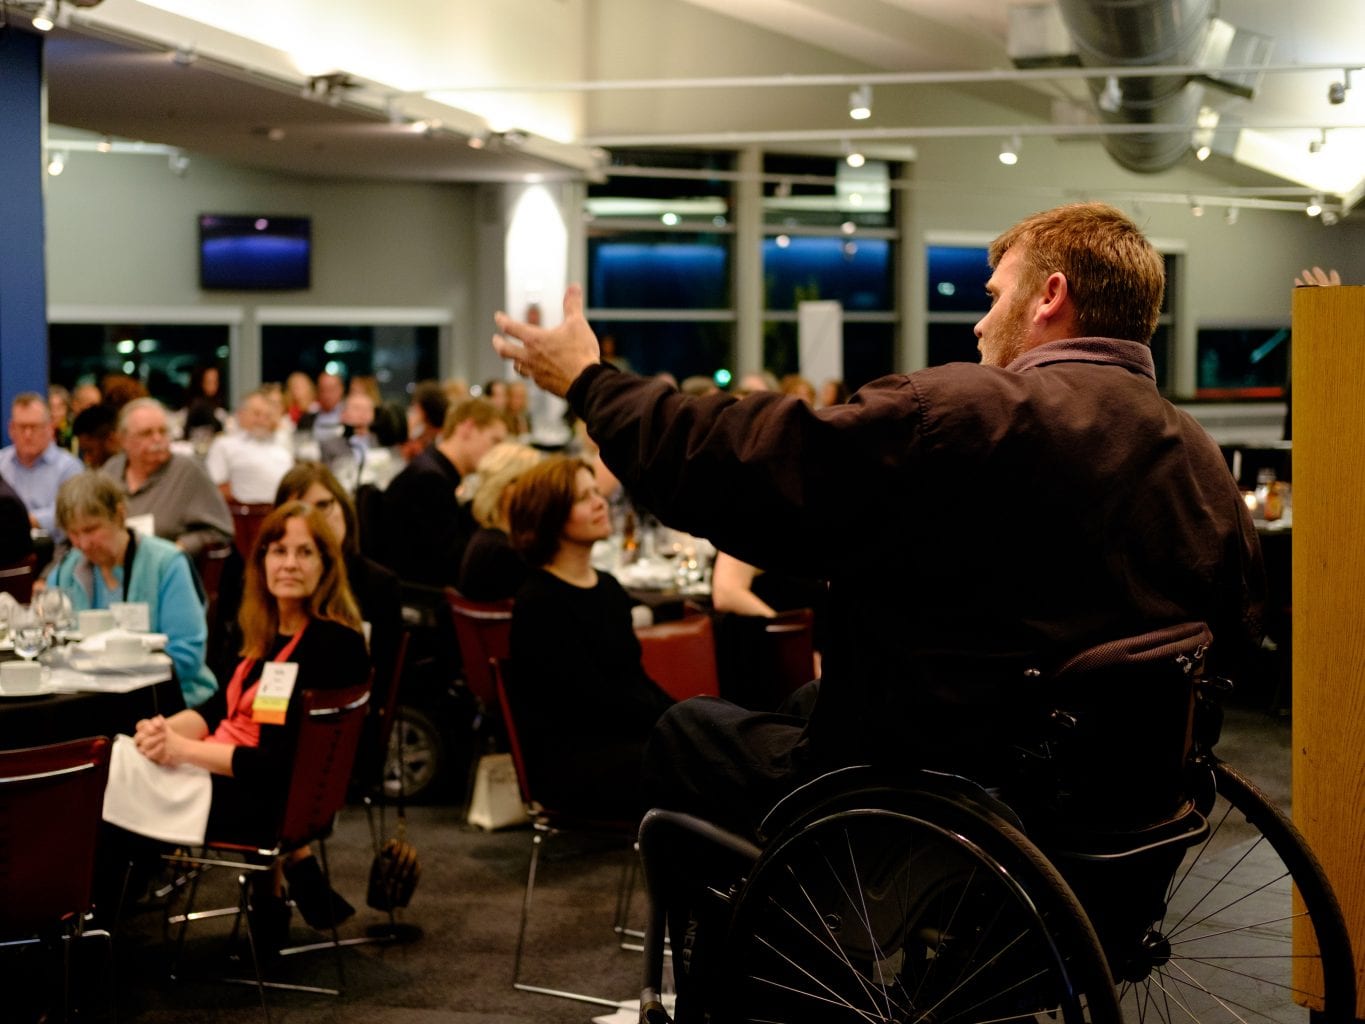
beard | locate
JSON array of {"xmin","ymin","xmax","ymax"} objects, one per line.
[{"xmin": 982, "ymin": 292, "xmax": 1034, "ymax": 368}]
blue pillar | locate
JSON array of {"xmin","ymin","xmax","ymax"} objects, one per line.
[{"xmin": 0, "ymin": 29, "xmax": 50, "ymax": 411}]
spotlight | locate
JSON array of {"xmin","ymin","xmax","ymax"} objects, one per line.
[
  {"xmin": 1189, "ymin": 197, "xmax": 1204, "ymax": 218},
  {"xmin": 1195, "ymin": 145, "xmax": 1211, "ymax": 162},
  {"xmin": 1321, "ymin": 209, "xmax": 1340, "ymax": 226},
  {"xmin": 1306, "ymin": 195, "xmax": 1324, "ymax": 217},
  {"xmin": 96, "ymin": 135, "xmax": 113, "ymax": 154},
  {"xmin": 845, "ymin": 150, "xmax": 865, "ymax": 168},
  {"xmin": 1224, "ymin": 207, "xmax": 1239, "ymax": 226},
  {"xmin": 998, "ymin": 137, "xmax": 1020, "ymax": 166},
  {"xmin": 31, "ymin": 0, "xmax": 57, "ymax": 32},
  {"xmin": 1328, "ymin": 72, "xmax": 1351, "ymax": 105},
  {"xmin": 1309, "ymin": 130, "xmax": 1326, "ymax": 154},
  {"xmin": 1098, "ymin": 76, "xmax": 1123, "ymax": 114},
  {"xmin": 172, "ymin": 44, "xmax": 198, "ymax": 67},
  {"xmin": 168, "ymin": 150, "xmax": 190, "ymax": 176},
  {"xmin": 46, "ymin": 150, "xmax": 66, "ymax": 176},
  {"xmin": 848, "ymin": 84, "xmax": 872, "ymax": 121},
  {"xmin": 467, "ymin": 132, "xmax": 489, "ymax": 150}
]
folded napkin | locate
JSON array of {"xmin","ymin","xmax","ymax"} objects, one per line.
[
  {"xmin": 75, "ymin": 628, "xmax": 169, "ymax": 653},
  {"xmin": 102, "ymin": 734, "xmax": 212, "ymax": 846}
]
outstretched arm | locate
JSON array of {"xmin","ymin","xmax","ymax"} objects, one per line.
[{"xmin": 492, "ymin": 285, "xmax": 602, "ymax": 397}]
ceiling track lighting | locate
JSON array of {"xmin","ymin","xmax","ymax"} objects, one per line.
[
  {"xmin": 848, "ymin": 84, "xmax": 872, "ymax": 121},
  {"xmin": 31, "ymin": 0, "xmax": 58, "ymax": 32},
  {"xmin": 845, "ymin": 150, "xmax": 866, "ymax": 168},
  {"xmin": 46, "ymin": 150, "xmax": 66, "ymax": 176},
  {"xmin": 1305, "ymin": 194, "xmax": 1324, "ymax": 217},
  {"xmin": 1189, "ymin": 196, "xmax": 1204, "ymax": 218},
  {"xmin": 1328, "ymin": 69, "xmax": 1353, "ymax": 105},
  {"xmin": 1309, "ymin": 128, "xmax": 1329, "ymax": 154},
  {"xmin": 999, "ymin": 136, "xmax": 1020, "ymax": 166}
]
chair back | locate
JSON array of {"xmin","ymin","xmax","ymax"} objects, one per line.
[
  {"xmin": 228, "ymin": 502, "xmax": 274, "ymax": 559},
  {"xmin": 636, "ymin": 613, "xmax": 720, "ymax": 701},
  {"xmin": 492, "ymin": 658, "xmax": 534, "ymax": 810},
  {"xmin": 0, "ymin": 736, "xmax": 111, "ymax": 936},
  {"xmin": 716, "ymin": 607, "xmax": 817, "ymax": 711},
  {"xmin": 277, "ymin": 682, "xmax": 372, "ymax": 850},
  {"xmin": 446, "ymin": 590, "xmax": 513, "ymax": 706},
  {"xmin": 0, "ymin": 552, "xmax": 37, "ymax": 604}
]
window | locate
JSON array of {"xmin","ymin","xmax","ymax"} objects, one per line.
[
  {"xmin": 588, "ymin": 232, "xmax": 730, "ymax": 310},
  {"xmin": 49, "ymin": 322, "xmax": 231, "ymax": 408},
  {"xmin": 259, "ymin": 324, "xmax": 438, "ymax": 403},
  {"xmin": 1196, "ymin": 327, "xmax": 1289, "ymax": 399},
  {"xmin": 590, "ymin": 319, "xmax": 733, "ymax": 382}
]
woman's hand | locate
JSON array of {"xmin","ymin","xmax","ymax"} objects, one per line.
[
  {"xmin": 135, "ymin": 715, "xmax": 185, "ymax": 766},
  {"xmin": 1295, "ymin": 266, "xmax": 1341, "ymax": 287}
]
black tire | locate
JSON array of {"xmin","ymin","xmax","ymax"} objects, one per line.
[
  {"xmin": 1117, "ymin": 759, "xmax": 1357, "ymax": 1024},
  {"xmin": 717, "ymin": 791, "xmax": 1121, "ymax": 1024},
  {"xmin": 384, "ymin": 704, "xmax": 445, "ymax": 803}
]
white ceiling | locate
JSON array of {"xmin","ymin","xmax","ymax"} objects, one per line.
[{"xmin": 27, "ymin": 0, "xmax": 1365, "ymax": 207}]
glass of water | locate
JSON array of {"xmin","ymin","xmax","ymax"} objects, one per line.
[{"xmin": 12, "ymin": 606, "xmax": 45, "ymax": 662}]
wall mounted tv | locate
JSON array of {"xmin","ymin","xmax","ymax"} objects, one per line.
[{"xmin": 199, "ymin": 214, "xmax": 311, "ymax": 291}]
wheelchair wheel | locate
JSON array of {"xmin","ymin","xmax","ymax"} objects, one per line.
[
  {"xmin": 1118, "ymin": 759, "xmax": 1356, "ymax": 1024},
  {"xmin": 719, "ymin": 793, "xmax": 1121, "ymax": 1024}
]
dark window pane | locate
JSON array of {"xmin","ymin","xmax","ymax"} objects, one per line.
[
  {"xmin": 590, "ymin": 319, "xmax": 733, "ymax": 382},
  {"xmin": 763, "ymin": 236, "xmax": 892, "ymax": 312},
  {"xmin": 762, "ymin": 320, "xmax": 895, "ymax": 393},
  {"xmin": 587, "ymin": 233, "xmax": 731, "ymax": 310},
  {"xmin": 1196, "ymin": 327, "xmax": 1290, "ymax": 399},
  {"xmin": 49, "ymin": 323, "xmax": 230, "ymax": 408},
  {"xmin": 260, "ymin": 325, "xmax": 438, "ymax": 403},
  {"xmin": 927, "ymin": 322, "xmax": 981, "ymax": 367},
  {"xmin": 1150, "ymin": 324, "xmax": 1172, "ymax": 396},
  {"xmin": 927, "ymin": 246, "xmax": 992, "ymax": 313},
  {"xmin": 1161, "ymin": 254, "xmax": 1176, "ymax": 315}
]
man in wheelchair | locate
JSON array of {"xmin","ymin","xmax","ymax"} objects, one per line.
[{"xmin": 493, "ymin": 203, "xmax": 1271, "ymax": 1021}]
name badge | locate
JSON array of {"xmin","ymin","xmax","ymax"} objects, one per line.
[
  {"xmin": 125, "ymin": 513, "xmax": 156, "ymax": 537},
  {"xmin": 252, "ymin": 661, "xmax": 299, "ymax": 725}
]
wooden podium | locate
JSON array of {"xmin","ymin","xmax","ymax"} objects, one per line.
[{"xmin": 1291, "ymin": 284, "xmax": 1365, "ymax": 1017}]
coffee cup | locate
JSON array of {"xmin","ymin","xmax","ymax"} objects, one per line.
[
  {"xmin": 78, "ymin": 609, "xmax": 116, "ymax": 637},
  {"xmin": 110, "ymin": 601, "xmax": 151, "ymax": 632},
  {"xmin": 103, "ymin": 634, "xmax": 146, "ymax": 668},
  {"xmin": 0, "ymin": 660, "xmax": 44, "ymax": 696}
]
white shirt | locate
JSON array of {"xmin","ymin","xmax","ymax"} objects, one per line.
[{"xmin": 204, "ymin": 431, "xmax": 294, "ymax": 504}]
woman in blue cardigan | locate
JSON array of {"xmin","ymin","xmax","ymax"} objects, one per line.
[{"xmin": 50, "ymin": 470, "xmax": 218, "ymax": 706}]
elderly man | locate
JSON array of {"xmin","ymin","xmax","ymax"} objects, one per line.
[
  {"xmin": 298, "ymin": 370, "xmax": 345, "ymax": 438},
  {"xmin": 380, "ymin": 396, "xmax": 507, "ymax": 585},
  {"xmin": 0, "ymin": 392, "xmax": 83, "ymax": 539},
  {"xmin": 102, "ymin": 398, "xmax": 233, "ymax": 556},
  {"xmin": 204, "ymin": 390, "xmax": 293, "ymax": 504},
  {"xmin": 493, "ymin": 202, "xmax": 1264, "ymax": 834}
]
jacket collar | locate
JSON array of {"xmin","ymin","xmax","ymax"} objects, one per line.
[{"xmin": 1007, "ymin": 337, "xmax": 1156, "ymax": 381}]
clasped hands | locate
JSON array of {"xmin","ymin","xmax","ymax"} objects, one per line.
[{"xmin": 134, "ymin": 714, "xmax": 185, "ymax": 766}]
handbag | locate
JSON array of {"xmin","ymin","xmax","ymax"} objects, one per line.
[
  {"xmin": 466, "ymin": 752, "xmax": 529, "ymax": 831},
  {"xmin": 367, "ymin": 816, "xmax": 420, "ymax": 911}
]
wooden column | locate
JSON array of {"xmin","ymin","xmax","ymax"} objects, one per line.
[{"xmin": 1291, "ymin": 284, "xmax": 1365, "ymax": 1017}]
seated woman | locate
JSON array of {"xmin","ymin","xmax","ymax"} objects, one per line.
[
  {"xmin": 506, "ymin": 455, "xmax": 673, "ymax": 821},
  {"xmin": 457, "ymin": 442, "xmax": 540, "ymax": 602},
  {"xmin": 106, "ymin": 502, "xmax": 369, "ymax": 941},
  {"xmin": 50, "ymin": 471, "xmax": 218, "ymax": 706}
]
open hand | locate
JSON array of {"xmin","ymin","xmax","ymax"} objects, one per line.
[
  {"xmin": 1294, "ymin": 266, "xmax": 1341, "ymax": 287},
  {"xmin": 492, "ymin": 285, "xmax": 602, "ymax": 397}
]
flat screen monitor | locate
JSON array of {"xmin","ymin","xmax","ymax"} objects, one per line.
[{"xmin": 199, "ymin": 214, "xmax": 311, "ymax": 291}]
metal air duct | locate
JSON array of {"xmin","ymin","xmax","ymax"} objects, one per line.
[{"xmin": 1056, "ymin": 0, "xmax": 1215, "ymax": 173}]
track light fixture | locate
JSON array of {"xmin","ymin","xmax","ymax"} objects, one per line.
[
  {"xmin": 1194, "ymin": 145, "xmax": 1211, "ymax": 161},
  {"xmin": 845, "ymin": 149, "xmax": 865, "ymax": 168},
  {"xmin": 46, "ymin": 150, "xmax": 66, "ymax": 176},
  {"xmin": 1224, "ymin": 207, "xmax": 1239, "ymax": 226},
  {"xmin": 1309, "ymin": 128, "xmax": 1328, "ymax": 154},
  {"xmin": 1328, "ymin": 69, "xmax": 1352, "ymax": 105},
  {"xmin": 168, "ymin": 150, "xmax": 190, "ymax": 176},
  {"xmin": 31, "ymin": 0, "xmax": 57, "ymax": 32},
  {"xmin": 848, "ymin": 84, "xmax": 872, "ymax": 121},
  {"xmin": 998, "ymin": 137, "xmax": 1020, "ymax": 166},
  {"xmin": 1189, "ymin": 197, "xmax": 1204, "ymax": 218},
  {"xmin": 1305, "ymin": 195, "xmax": 1324, "ymax": 217}
]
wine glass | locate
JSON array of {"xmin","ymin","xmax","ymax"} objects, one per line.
[
  {"xmin": 12, "ymin": 606, "xmax": 46, "ymax": 662},
  {"xmin": 38, "ymin": 587, "xmax": 68, "ymax": 642}
]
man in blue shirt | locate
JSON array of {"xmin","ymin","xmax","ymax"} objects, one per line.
[{"xmin": 0, "ymin": 392, "xmax": 83, "ymax": 543}]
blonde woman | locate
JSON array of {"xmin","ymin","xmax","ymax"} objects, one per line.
[{"xmin": 457, "ymin": 442, "xmax": 541, "ymax": 601}]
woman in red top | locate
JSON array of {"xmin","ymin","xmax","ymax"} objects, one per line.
[{"xmin": 132, "ymin": 501, "xmax": 369, "ymax": 935}]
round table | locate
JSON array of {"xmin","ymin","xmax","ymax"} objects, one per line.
[{"xmin": 0, "ymin": 666, "xmax": 184, "ymax": 751}]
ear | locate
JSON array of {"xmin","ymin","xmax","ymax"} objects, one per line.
[{"xmin": 1034, "ymin": 271, "xmax": 1071, "ymax": 327}]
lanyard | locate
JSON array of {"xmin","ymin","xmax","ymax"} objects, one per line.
[
  {"xmin": 120, "ymin": 529, "xmax": 138, "ymax": 602},
  {"xmin": 227, "ymin": 622, "xmax": 309, "ymax": 711}
]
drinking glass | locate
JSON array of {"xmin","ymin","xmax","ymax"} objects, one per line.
[
  {"xmin": 12, "ymin": 607, "xmax": 45, "ymax": 662},
  {"xmin": 38, "ymin": 587, "xmax": 68, "ymax": 641}
]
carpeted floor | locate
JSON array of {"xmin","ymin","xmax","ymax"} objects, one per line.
[{"xmin": 12, "ymin": 701, "xmax": 1294, "ymax": 1024}]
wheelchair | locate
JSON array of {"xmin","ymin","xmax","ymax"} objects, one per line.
[{"xmin": 635, "ymin": 623, "xmax": 1357, "ymax": 1024}]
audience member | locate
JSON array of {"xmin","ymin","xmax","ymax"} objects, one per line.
[
  {"xmin": 681, "ymin": 375, "xmax": 719, "ymax": 398},
  {"xmin": 284, "ymin": 371, "xmax": 316, "ymax": 425},
  {"xmin": 349, "ymin": 375, "xmax": 404, "ymax": 445},
  {"xmin": 72, "ymin": 404, "xmax": 120, "ymax": 468},
  {"xmin": 457, "ymin": 442, "xmax": 540, "ymax": 601},
  {"xmin": 734, "ymin": 370, "xmax": 778, "ymax": 396},
  {"xmin": 184, "ymin": 364, "xmax": 227, "ymax": 437},
  {"xmin": 818, "ymin": 378, "xmax": 849, "ymax": 408},
  {"xmin": 402, "ymin": 380, "xmax": 450, "ymax": 461},
  {"xmin": 381, "ymin": 397, "xmax": 507, "ymax": 586},
  {"xmin": 506, "ymin": 379, "xmax": 531, "ymax": 436},
  {"xmin": 483, "ymin": 379, "xmax": 509, "ymax": 410},
  {"xmin": 98, "ymin": 503, "xmax": 368, "ymax": 943},
  {"xmin": 99, "ymin": 372, "xmax": 148, "ymax": 413},
  {"xmin": 49, "ymin": 384, "xmax": 74, "ymax": 450},
  {"xmin": 70, "ymin": 382, "xmax": 103, "ymax": 418},
  {"xmin": 506, "ymin": 455, "xmax": 673, "ymax": 820},
  {"xmin": 779, "ymin": 374, "xmax": 816, "ymax": 405},
  {"xmin": 0, "ymin": 475, "xmax": 35, "ymax": 565},
  {"xmin": 299, "ymin": 371, "xmax": 345, "ymax": 437},
  {"xmin": 51, "ymin": 471, "xmax": 218, "ymax": 705},
  {"xmin": 0, "ymin": 392, "xmax": 83, "ymax": 540},
  {"xmin": 102, "ymin": 398, "xmax": 233, "ymax": 556},
  {"xmin": 442, "ymin": 377, "xmax": 471, "ymax": 406},
  {"xmin": 205, "ymin": 391, "xmax": 293, "ymax": 504}
]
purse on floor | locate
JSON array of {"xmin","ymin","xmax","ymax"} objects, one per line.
[{"xmin": 367, "ymin": 815, "xmax": 420, "ymax": 911}]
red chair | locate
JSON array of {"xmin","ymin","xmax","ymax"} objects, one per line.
[
  {"xmin": 0, "ymin": 552, "xmax": 38, "ymax": 604},
  {"xmin": 444, "ymin": 589, "xmax": 513, "ymax": 707},
  {"xmin": 493, "ymin": 658, "xmax": 640, "ymax": 1010},
  {"xmin": 636, "ymin": 613, "xmax": 720, "ymax": 702},
  {"xmin": 166, "ymin": 682, "xmax": 371, "ymax": 1020},
  {"xmin": 0, "ymin": 736, "xmax": 114, "ymax": 1021},
  {"xmin": 229, "ymin": 502, "xmax": 275, "ymax": 560}
]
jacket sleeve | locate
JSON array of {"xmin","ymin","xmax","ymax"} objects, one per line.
[{"xmin": 567, "ymin": 364, "xmax": 929, "ymax": 576}]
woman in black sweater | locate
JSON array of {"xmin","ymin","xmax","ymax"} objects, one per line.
[{"xmin": 507, "ymin": 455, "xmax": 673, "ymax": 821}]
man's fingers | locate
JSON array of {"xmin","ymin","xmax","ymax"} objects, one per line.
[
  {"xmin": 562, "ymin": 283, "xmax": 584, "ymax": 321},
  {"xmin": 491, "ymin": 332, "xmax": 527, "ymax": 361}
]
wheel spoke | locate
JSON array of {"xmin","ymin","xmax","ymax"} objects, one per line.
[{"xmin": 1167, "ymin": 868, "xmax": 1291, "ymax": 942}]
